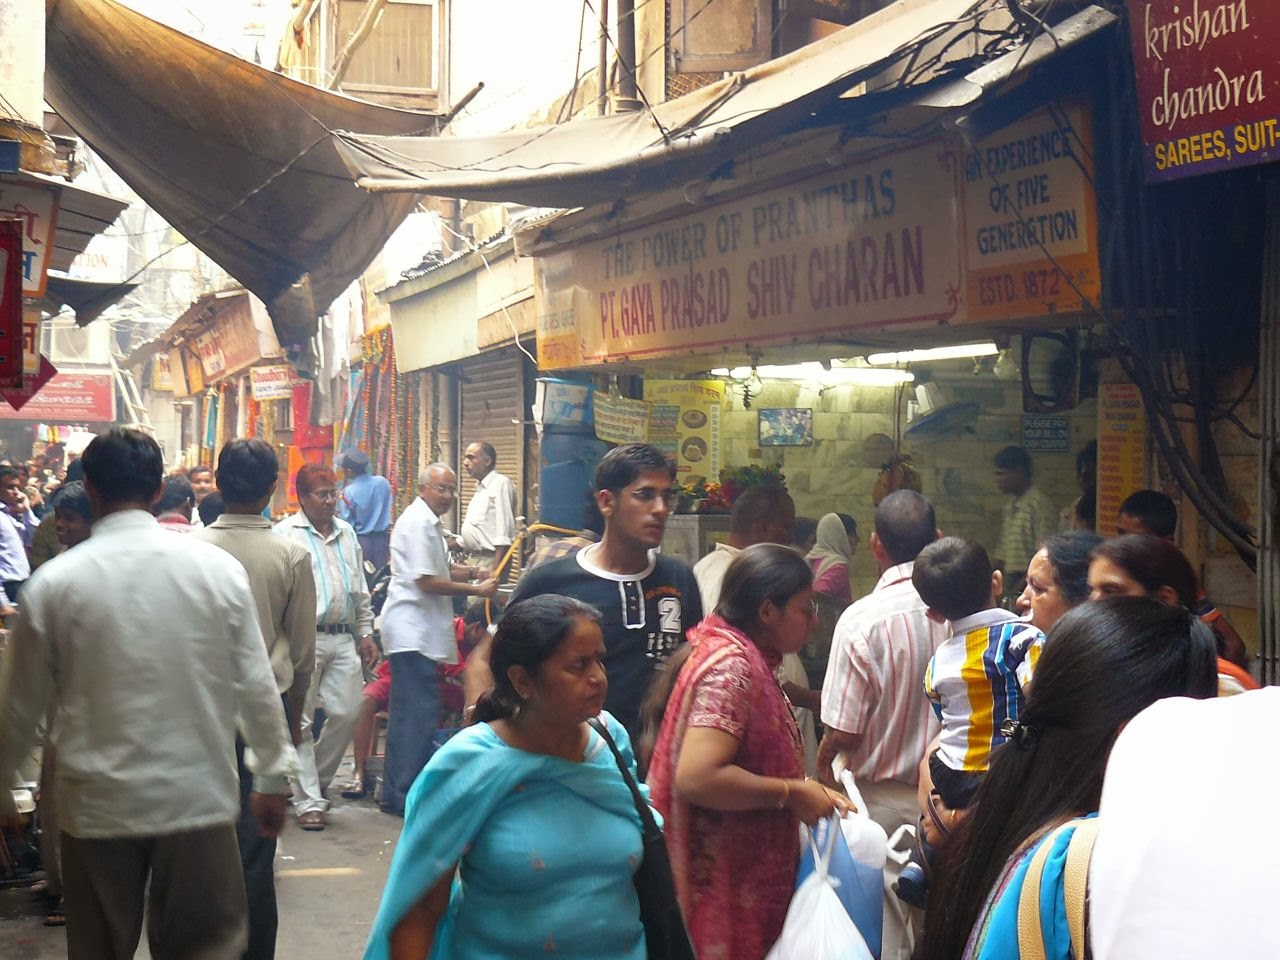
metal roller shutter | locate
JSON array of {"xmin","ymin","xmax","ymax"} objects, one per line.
[{"xmin": 458, "ymin": 348, "xmax": 526, "ymax": 571}]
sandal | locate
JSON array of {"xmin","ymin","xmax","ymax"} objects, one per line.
[
  {"xmin": 339, "ymin": 777, "xmax": 368, "ymax": 800},
  {"xmin": 44, "ymin": 899, "xmax": 66, "ymax": 927}
]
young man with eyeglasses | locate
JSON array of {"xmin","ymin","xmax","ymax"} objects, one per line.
[
  {"xmin": 476, "ymin": 443, "xmax": 703, "ymax": 736},
  {"xmin": 378, "ymin": 463, "xmax": 498, "ymax": 817}
]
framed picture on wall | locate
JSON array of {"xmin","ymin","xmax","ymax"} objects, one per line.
[{"xmin": 759, "ymin": 408, "xmax": 813, "ymax": 446}]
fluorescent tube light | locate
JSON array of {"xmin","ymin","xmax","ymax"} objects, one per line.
[{"xmin": 865, "ymin": 342, "xmax": 999, "ymax": 365}]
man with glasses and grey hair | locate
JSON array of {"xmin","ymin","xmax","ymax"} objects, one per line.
[
  {"xmin": 378, "ymin": 463, "xmax": 498, "ymax": 817},
  {"xmin": 471, "ymin": 443, "xmax": 703, "ymax": 736}
]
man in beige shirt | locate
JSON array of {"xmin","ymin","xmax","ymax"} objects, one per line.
[{"xmin": 195, "ymin": 438, "xmax": 316, "ymax": 960}]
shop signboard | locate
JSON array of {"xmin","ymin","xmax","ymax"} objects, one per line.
[
  {"xmin": 1021, "ymin": 414, "xmax": 1072, "ymax": 452},
  {"xmin": 1, "ymin": 355, "xmax": 56, "ymax": 411},
  {"xmin": 168, "ymin": 347, "xmax": 191, "ymax": 397},
  {"xmin": 0, "ymin": 221, "xmax": 22, "ymax": 388},
  {"xmin": 1097, "ymin": 382, "xmax": 1148, "ymax": 524},
  {"xmin": 1126, "ymin": 0, "xmax": 1280, "ymax": 182},
  {"xmin": 182, "ymin": 346, "xmax": 205, "ymax": 395},
  {"xmin": 535, "ymin": 139, "xmax": 964, "ymax": 369},
  {"xmin": 0, "ymin": 368, "xmax": 115, "ymax": 421},
  {"xmin": 249, "ymin": 363, "xmax": 305, "ymax": 401},
  {"xmin": 194, "ymin": 294, "xmax": 278, "ymax": 381},
  {"xmin": 0, "ymin": 179, "xmax": 59, "ymax": 297},
  {"xmin": 22, "ymin": 305, "xmax": 39, "ymax": 377},
  {"xmin": 963, "ymin": 104, "xmax": 1100, "ymax": 322},
  {"xmin": 644, "ymin": 379, "xmax": 723, "ymax": 477},
  {"xmin": 592, "ymin": 392, "xmax": 651, "ymax": 445},
  {"xmin": 152, "ymin": 351, "xmax": 174, "ymax": 391}
]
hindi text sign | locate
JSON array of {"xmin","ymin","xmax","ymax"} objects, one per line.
[
  {"xmin": 1097, "ymin": 383, "xmax": 1149, "ymax": 524},
  {"xmin": 0, "ymin": 180, "xmax": 59, "ymax": 296}
]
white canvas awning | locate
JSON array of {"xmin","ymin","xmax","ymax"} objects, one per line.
[{"xmin": 334, "ymin": 0, "xmax": 1015, "ymax": 208}]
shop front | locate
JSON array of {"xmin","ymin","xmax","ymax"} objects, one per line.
[
  {"xmin": 376, "ymin": 240, "xmax": 539, "ymax": 545},
  {"xmin": 522, "ymin": 98, "xmax": 1108, "ymax": 592},
  {"xmin": 0, "ymin": 368, "xmax": 117, "ymax": 461}
]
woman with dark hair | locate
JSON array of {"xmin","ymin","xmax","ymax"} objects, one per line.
[
  {"xmin": 921, "ymin": 597, "xmax": 1217, "ymax": 960},
  {"xmin": 647, "ymin": 543, "xmax": 852, "ymax": 960},
  {"xmin": 363, "ymin": 595, "xmax": 648, "ymax": 960},
  {"xmin": 1088, "ymin": 533, "xmax": 1258, "ymax": 695},
  {"xmin": 1015, "ymin": 530, "xmax": 1104, "ymax": 633}
]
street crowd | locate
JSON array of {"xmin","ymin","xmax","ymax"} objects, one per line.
[{"xmin": 0, "ymin": 429, "xmax": 1276, "ymax": 960}]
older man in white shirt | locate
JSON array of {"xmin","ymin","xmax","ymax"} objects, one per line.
[
  {"xmin": 379, "ymin": 463, "xmax": 496, "ymax": 817},
  {"xmin": 453, "ymin": 441, "xmax": 517, "ymax": 579},
  {"xmin": 0, "ymin": 428, "xmax": 297, "ymax": 960}
]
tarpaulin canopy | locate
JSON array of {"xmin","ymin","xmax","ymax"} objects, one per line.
[
  {"xmin": 42, "ymin": 273, "xmax": 139, "ymax": 327},
  {"xmin": 45, "ymin": 0, "xmax": 439, "ymax": 347},
  {"xmin": 334, "ymin": 0, "xmax": 1010, "ymax": 208}
]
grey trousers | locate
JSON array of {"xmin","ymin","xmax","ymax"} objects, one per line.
[
  {"xmin": 860, "ymin": 779, "xmax": 926, "ymax": 960},
  {"xmin": 61, "ymin": 822, "xmax": 247, "ymax": 960}
]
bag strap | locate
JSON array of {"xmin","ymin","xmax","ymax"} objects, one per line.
[
  {"xmin": 588, "ymin": 717, "xmax": 661, "ymax": 840},
  {"xmin": 1062, "ymin": 819, "xmax": 1098, "ymax": 960},
  {"xmin": 1016, "ymin": 818, "xmax": 1097, "ymax": 960}
]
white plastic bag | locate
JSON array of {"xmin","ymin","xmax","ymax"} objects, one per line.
[{"xmin": 766, "ymin": 822, "xmax": 875, "ymax": 960}]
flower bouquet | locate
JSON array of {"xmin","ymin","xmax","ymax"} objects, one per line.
[{"xmin": 719, "ymin": 462, "xmax": 787, "ymax": 506}]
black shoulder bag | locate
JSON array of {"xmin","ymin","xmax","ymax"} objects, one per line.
[{"xmin": 589, "ymin": 717, "xmax": 698, "ymax": 960}]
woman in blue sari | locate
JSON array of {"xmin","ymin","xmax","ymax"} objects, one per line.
[
  {"xmin": 920, "ymin": 597, "xmax": 1216, "ymax": 960},
  {"xmin": 364, "ymin": 595, "xmax": 647, "ymax": 960}
]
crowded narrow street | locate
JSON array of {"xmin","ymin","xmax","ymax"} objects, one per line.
[{"xmin": 4, "ymin": 0, "xmax": 1280, "ymax": 958}]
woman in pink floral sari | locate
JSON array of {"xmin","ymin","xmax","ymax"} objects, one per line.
[{"xmin": 647, "ymin": 544, "xmax": 853, "ymax": 960}]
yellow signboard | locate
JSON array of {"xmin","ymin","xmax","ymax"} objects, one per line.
[
  {"xmin": 536, "ymin": 139, "xmax": 964, "ymax": 370},
  {"xmin": 1097, "ymin": 382, "xmax": 1148, "ymax": 525},
  {"xmin": 645, "ymin": 379, "xmax": 724, "ymax": 478},
  {"xmin": 962, "ymin": 105, "xmax": 1100, "ymax": 322},
  {"xmin": 532, "ymin": 106, "xmax": 1102, "ymax": 371}
]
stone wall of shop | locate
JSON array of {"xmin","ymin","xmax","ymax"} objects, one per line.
[{"xmin": 719, "ymin": 376, "xmax": 1097, "ymax": 593}]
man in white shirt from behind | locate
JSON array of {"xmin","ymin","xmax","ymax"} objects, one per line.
[{"xmin": 0, "ymin": 427, "xmax": 297, "ymax": 960}]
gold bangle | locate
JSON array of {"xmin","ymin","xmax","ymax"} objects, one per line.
[{"xmin": 776, "ymin": 778, "xmax": 790, "ymax": 810}]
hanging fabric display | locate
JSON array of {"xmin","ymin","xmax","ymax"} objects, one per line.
[{"xmin": 339, "ymin": 327, "xmax": 423, "ymax": 514}]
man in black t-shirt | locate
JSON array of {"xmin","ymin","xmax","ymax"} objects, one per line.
[{"xmin": 468, "ymin": 443, "xmax": 702, "ymax": 734}]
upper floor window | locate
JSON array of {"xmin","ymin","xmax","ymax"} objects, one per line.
[{"xmin": 333, "ymin": 0, "xmax": 439, "ymax": 95}]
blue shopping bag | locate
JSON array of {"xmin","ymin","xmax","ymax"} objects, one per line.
[{"xmin": 796, "ymin": 817, "xmax": 884, "ymax": 959}]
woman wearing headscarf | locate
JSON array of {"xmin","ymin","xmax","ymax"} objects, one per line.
[{"xmin": 806, "ymin": 512, "xmax": 857, "ymax": 606}]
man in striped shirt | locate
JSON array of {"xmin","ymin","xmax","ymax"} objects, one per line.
[
  {"xmin": 275, "ymin": 463, "xmax": 377, "ymax": 831},
  {"xmin": 993, "ymin": 445, "xmax": 1056, "ymax": 602},
  {"xmin": 818, "ymin": 490, "xmax": 947, "ymax": 960}
]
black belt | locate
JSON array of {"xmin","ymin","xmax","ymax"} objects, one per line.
[{"xmin": 317, "ymin": 623, "xmax": 353, "ymax": 635}]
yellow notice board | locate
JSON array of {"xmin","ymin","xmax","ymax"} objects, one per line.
[
  {"xmin": 962, "ymin": 104, "xmax": 1100, "ymax": 322},
  {"xmin": 644, "ymin": 379, "xmax": 724, "ymax": 478},
  {"xmin": 534, "ymin": 139, "xmax": 963, "ymax": 370},
  {"xmin": 1097, "ymin": 383, "xmax": 1148, "ymax": 525}
]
